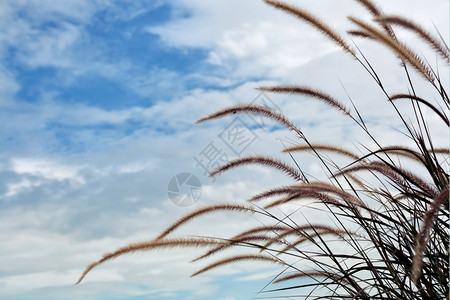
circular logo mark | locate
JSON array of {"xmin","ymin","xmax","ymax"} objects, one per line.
[{"xmin": 167, "ymin": 172, "xmax": 202, "ymax": 207}]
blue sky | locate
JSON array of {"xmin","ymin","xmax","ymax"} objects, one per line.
[{"xmin": 0, "ymin": 0, "xmax": 448, "ymax": 299}]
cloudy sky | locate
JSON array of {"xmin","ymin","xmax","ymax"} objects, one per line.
[{"xmin": 1, "ymin": 0, "xmax": 448, "ymax": 299}]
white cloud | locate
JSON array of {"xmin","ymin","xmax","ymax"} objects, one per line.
[
  {"xmin": 0, "ymin": 0, "xmax": 175, "ymax": 100},
  {"xmin": 148, "ymin": 0, "xmax": 448, "ymax": 83},
  {"xmin": 236, "ymin": 270, "xmax": 281, "ymax": 282},
  {"xmin": 11, "ymin": 158, "xmax": 83, "ymax": 182},
  {"xmin": 207, "ymin": 22, "xmax": 336, "ymax": 79},
  {"xmin": 4, "ymin": 178, "xmax": 41, "ymax": 197},
  {"xmin": 17, "ymin": 23, "xmax": 81, "ymax": 69},
  {"xmin": 3, "ymin": 159, "xmax": 85, "ymax": 197},
  {"xmin": 0, "ymin": 0, "xmax": 97, "ymax": 60},
  {"xmin": 0, "ymin": 187, "xmax": 271, "ymax": 299}
]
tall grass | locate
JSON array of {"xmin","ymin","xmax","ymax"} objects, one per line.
[{"xmin": 77, "ymin": 0, "xmax": 449, "ymax": 298}]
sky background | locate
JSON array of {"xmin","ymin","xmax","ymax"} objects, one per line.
[{"xmin": 0, "ymin": 0, "xmax": 448, "ymax": 299}]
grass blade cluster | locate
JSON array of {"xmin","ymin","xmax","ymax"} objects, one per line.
[{"xmin": 78, "ymin": 1, "xmax": 448, "ymax": 298}]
